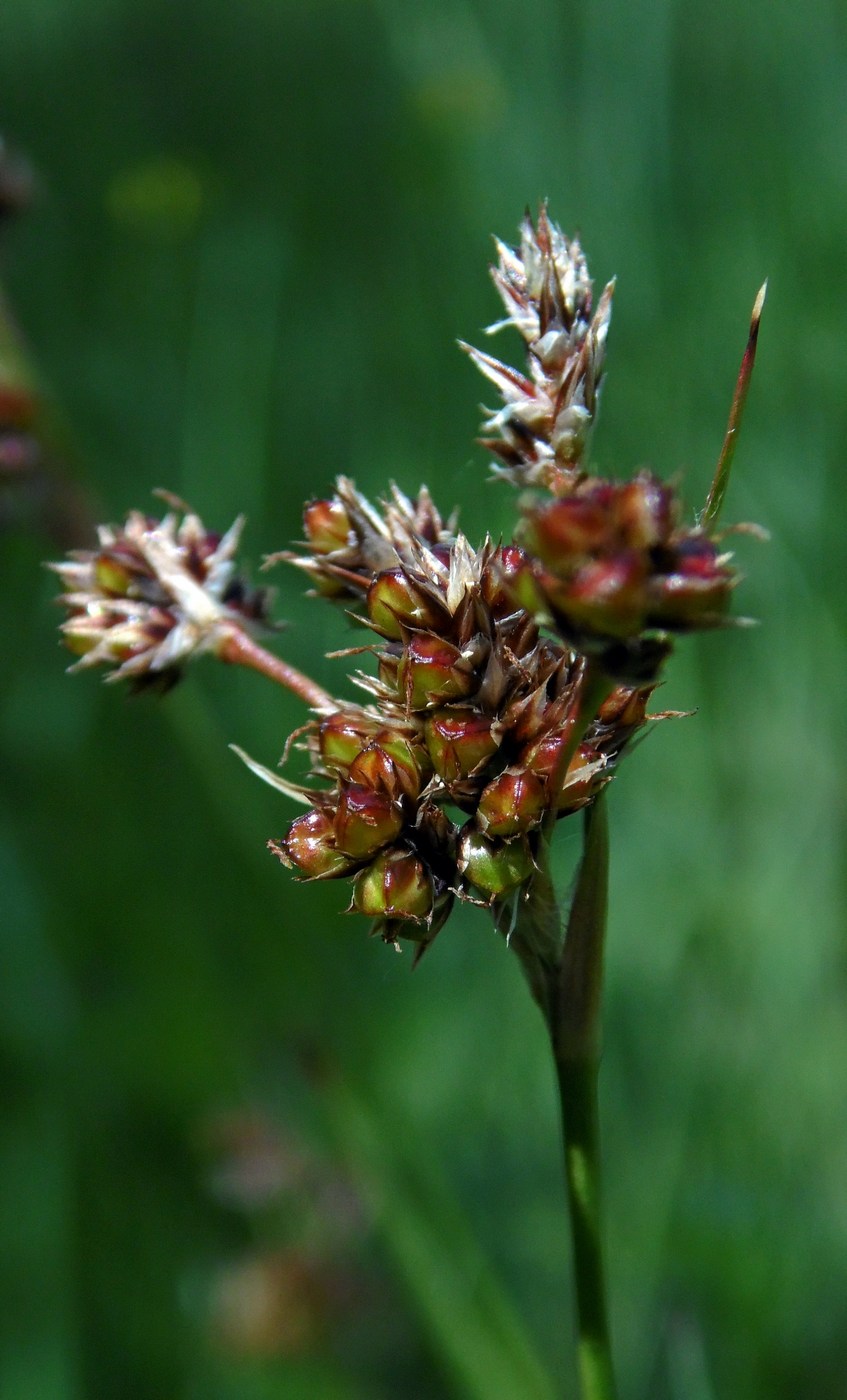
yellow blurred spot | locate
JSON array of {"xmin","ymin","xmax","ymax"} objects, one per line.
[
  {"xmin": 106, "ymin": 157, "xmax": 206, "ymax": 239},
  {"xmin": 412, "ymin": 70, "xmax": 505, "ymax": 131}
]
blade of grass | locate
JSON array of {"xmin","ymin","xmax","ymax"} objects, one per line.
[{"xmin": 322, "ymin": 1068, "xmax": 555, "ymax": 1400}]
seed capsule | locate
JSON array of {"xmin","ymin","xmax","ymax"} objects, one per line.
[
  {"xmin": 333, "ymin": 783, "xmax": 404, "ymax": 859},
  {"xmin": 366, "ymin": 569, "xmax": 448, "ymax": 640},
  {"xmin": 397, "ymin": 634, "xmax": 476, "ymax": 711},
  {"xmin": 273, "ymin": 809, "xmax": 355, "ymax": 879},
  {"xmin": 481, "ymin": 545, "xmax": 531, "ymax": 616},
  {"xmin": 614, "ymin": 473, "xmax": 675, "ymax": 549},
  {"xmin": 353, "ymin": 848, "xmax": 433, "ymax": 921},
  {"xmin": 645, "ymin": 538, "xmax": 733, "ymax": 627},
  {"xmin": 524, "ymin": 494, "xmax": 613, "ymax": 562},
  {"xmin": 93, "ymin": 554, "xmax": 135, "ymax": 596},
  {"xmin": 498, "ymin": 551, "xmax": 551, "ymax": 617},
  {"xmin": 648, "ymin": 569, "xmax": 732, "ymax": 627},
  {"xmin": 562, "ymin": 553, "xmax": 648, "ymax": 638},
  {"xmin": 302, "ymin": 498, "xmax": 351, "ymax": 554},
  {"xmin": 458, "ymin": 828, "xmax": 534, "ymax": 898},
  {"xmin": 371, "ymin": 731, "xmax": 431, "ymax": 797},
  {"xmin": 477, "ymin": 768, "xmax": 546, "ymax": 837},
  {"xmin": 424, "ymin": 709, "xmax": 498, "ymax": 783},
  {"xmin": 317, "ymin": 711, "xmax": 380, "ymax": 775}
]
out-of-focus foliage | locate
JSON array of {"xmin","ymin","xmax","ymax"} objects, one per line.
[{"xmin": 1, "ymin": 1, "xmax": 846, "ymax": 1396}]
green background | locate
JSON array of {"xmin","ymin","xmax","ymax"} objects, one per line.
[{"xmin": 2, "ymin": 1, "xmax": 845, "ymax": 1396}]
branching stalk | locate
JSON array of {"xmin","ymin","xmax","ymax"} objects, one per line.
[{"xmin": 217, "ymin": 625, "xmax": 336, "ymax": 711}]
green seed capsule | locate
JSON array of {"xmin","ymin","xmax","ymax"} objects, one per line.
[
  {"xmin": 366, "ymin": 570, "xmax": 447, "ymax": 640},
  {"xmin": 318, "ymin": 712, "xmax": 379, "ymax": 776},
  {"xmin": 458, "ymin": 828, "xmax": 534, "ymax": 898},
  {"xmin": 94, "ymin": 555, "xmax": 134, "ymax": 596}
]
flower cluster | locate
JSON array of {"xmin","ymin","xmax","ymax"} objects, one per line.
[
  {"xmin": 50, "ymin": 499, "xmax": 269, "ymax": 688},
  {"xmin": 262, "ymin": 486, "xmax": 657, "ymax": 947},
  {"xmin": 51, "ymin": 203, "xmax": 759, "ymax": 951},
  {"xmin": 511, "ymin": 472, "xmax": 736, "ymax": 681},
  {"xmin": 462, "ymin": 205, "xmax": 741, "ymax": 683},
  {"xmin": 461, "ymin": 203, "xmax": 614, "ymax": 495}
]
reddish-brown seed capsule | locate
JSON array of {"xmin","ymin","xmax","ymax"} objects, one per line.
[
  {"xmin": 424, "ymin": 709, "xmax": 499, "ymax": 783},
  {"xmin": 647, "ymin": 569, "xmax": 732, "ymax": 627},
  {"xmin": 554, "ymin": 746, "xmax": 604, "ymax": 813},
  {"xmin": 614, "ymin": 473, "xmax": 676, "ymax": 549},
  {"xmin": 333, "ymin": 783, "xmax": 404, "ymax": 860},
  {"xmin": 477, "ymin": 768, "xmax": 546, "ymax": 837},
  {"xmin": 524, "ymin": 495, "xmax": 613, "ymax": 562},
  {"xmin": 562, "ymin": 552, "xmax": 648, "ymax": 638},
  {"xmin": 274, "ymin": 809, "xmax": 355, "ymax": 879},
  {"xmin": 303, "ymin": 499, "xmax": 351, "ymax": 554},
  {"xmin": 481, "ymin": 545, "xmax": 531, "ymax": 616}
]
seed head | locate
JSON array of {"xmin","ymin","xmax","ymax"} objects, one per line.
[
  {"xmin": 247, "ymin": 483, "xmax": 656, "ymax": 937},
  {"xmin": 462, "ymin": 203, "xmax": 614, "ymax": 495},
  {"xmin": 49, "ymin": 497, "xmax": 270, "ymax": 687},
  {"xmin": 272, "ymin": 477, "xmax": 457, "ymax": 602},
  {"xmin": 517, "ymin": 472, "xmax": 738, "ymax": 679}
]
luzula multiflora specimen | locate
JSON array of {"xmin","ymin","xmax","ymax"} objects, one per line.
[{"xmin": 51, "ymin": 205, "xmax": 763, "ymax": 1398}]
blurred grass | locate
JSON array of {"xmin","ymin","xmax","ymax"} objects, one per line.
[{"xmin": 2, "ymin": 0, "xmax": 847, "ymax": 1395}]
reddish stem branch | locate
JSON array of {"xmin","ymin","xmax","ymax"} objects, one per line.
[
  {"xmin": 218, "ymin": 625, "xmax": 336, "ymax": 711},
  {"xmin": 702, "ymin": 281, "xmax": 767, "ymax": 529}
]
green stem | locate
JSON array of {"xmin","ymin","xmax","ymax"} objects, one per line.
[
  {"xmin": 555, "ymin": 1055, "xmax": 616, "ymax": 1400},
  {"xmin": 553, "ymin": 796, "xmax": 617, "ymax": 1400}
]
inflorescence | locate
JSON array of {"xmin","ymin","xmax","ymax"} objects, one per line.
[{"xmin": 51, "ymin": 204, "xmax": 761, "ymax": 953}]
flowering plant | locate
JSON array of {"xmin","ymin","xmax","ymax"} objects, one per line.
[{"xmin": 50, "ymin": 204, "xmax": 763, "ymax": 1398}]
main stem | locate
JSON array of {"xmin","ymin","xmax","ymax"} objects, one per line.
[
  {"xmin": 555, "ymin": 1056, "xmax": 615, "ymax": 1400},
  {"xmin": 553, "ymin": 796, "xmax": 617, "ymax": 1400}
]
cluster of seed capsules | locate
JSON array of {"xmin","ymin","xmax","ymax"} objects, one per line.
[
  {"xmin": 270, "ymin": 479, "xmax": 663, "ymax": 948},
  {"xmin": 514, "ymin": 470, "xmax": 736, "ymax": 683},
  {"xmin": 50, "ymin": 203, "xmax": 745, "ymax": 951},
  {"xmin": 52, "ymin": 503, "xmax": 270, "ymax": 687}
]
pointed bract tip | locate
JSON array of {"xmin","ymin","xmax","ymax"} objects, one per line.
[{"xmin": 752, "ymin": 280, "xmax": 768, "ymax": 324}]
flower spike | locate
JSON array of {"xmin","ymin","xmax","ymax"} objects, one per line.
[{"xmin": 462, "ymin": 203, "xmax": 614, "ymax": 494}]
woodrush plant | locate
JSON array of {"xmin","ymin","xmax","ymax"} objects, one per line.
[{"xmin": 50, "ymin": 205, "xmax": 764, "ymax": 1399}]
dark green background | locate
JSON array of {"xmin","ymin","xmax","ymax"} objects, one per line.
[{"xmin": 2, "ymin": 1, "xmax": 845, "ymax": 1396}]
